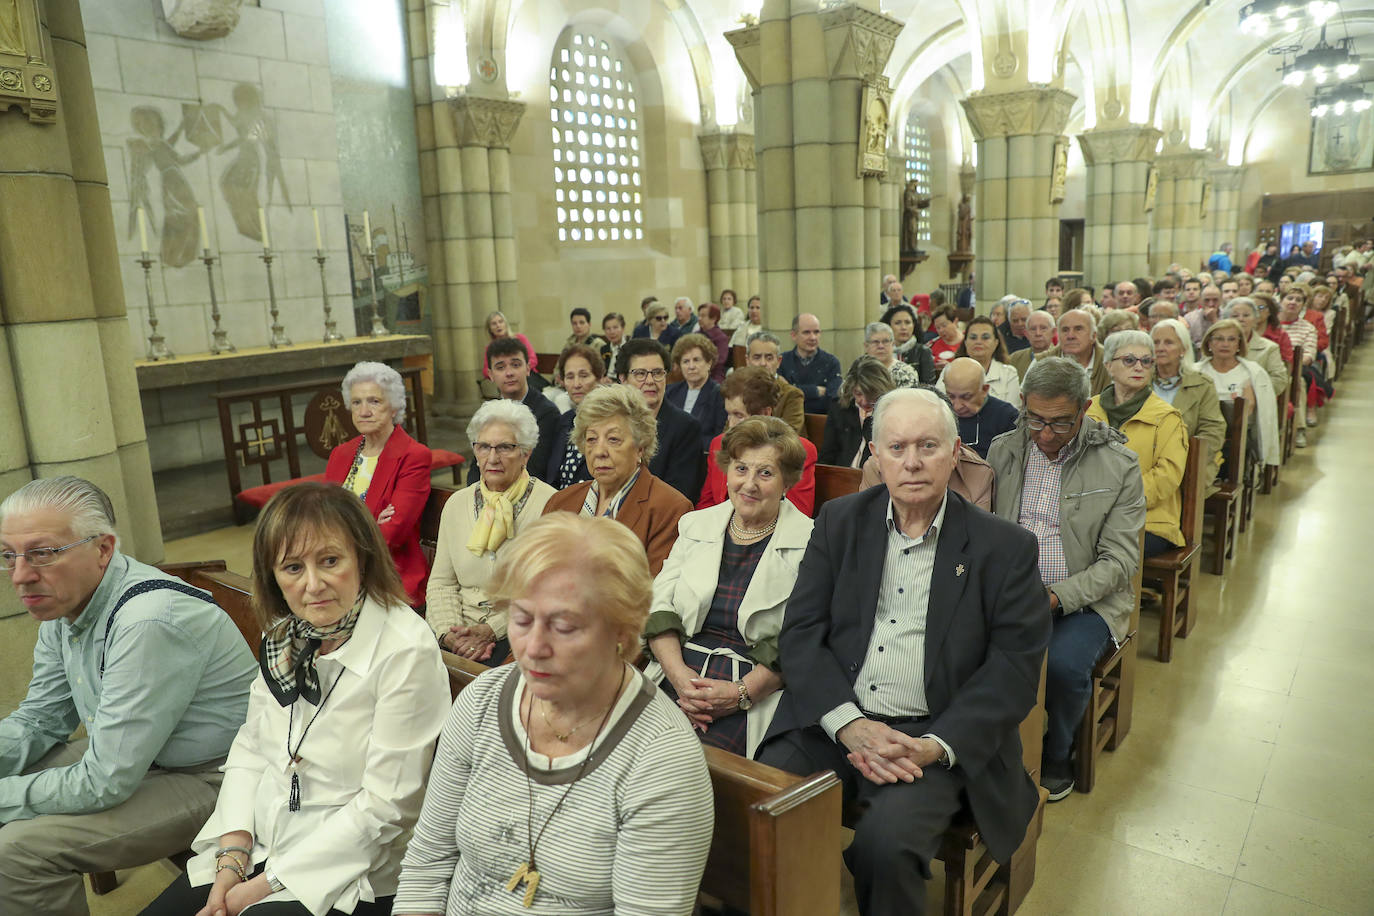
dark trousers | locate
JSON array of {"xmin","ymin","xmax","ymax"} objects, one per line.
[
  {"xmin": 758, "ymin": 724, "xmax": 963, "ymax": 916},
  {"xmin": 139, "ymin": 870, "xmax": 394, "ymax": 916},
  {"xmin": 1142, "ymin": 532, "xmax": 1175, "ymax": 558},
  {"xmin": 1043, "ymin": 608, "xmax": 1112, "ymax": 764}
]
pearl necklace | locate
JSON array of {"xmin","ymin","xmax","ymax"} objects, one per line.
[{"xmin": 729, "ymin": 511, "xmax": 778, "ymax": 541}]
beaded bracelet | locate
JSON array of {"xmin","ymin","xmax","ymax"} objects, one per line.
[{"xmin": 215, "ymin": 861, "xmax": 248, "ymax": 883}]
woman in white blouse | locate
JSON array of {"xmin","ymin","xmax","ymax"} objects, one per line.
[
  {"xmin": 1196, "ymin": 319, "xmax": 1279, "ymax": 468},
  {"xmin": 141, "ymin": 483, "xmax": 448, "ymax": 916},
  {"xmin": 429, "ymin": 399, "xmax": 556, "ymax": 664},
  {"xmin": 938, "ymin": 315, "xmax": 1022, "ymax": 406}
]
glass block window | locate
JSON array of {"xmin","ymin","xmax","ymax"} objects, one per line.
[
  {"xmin": 903, "ymin": 115, "xmax": 932, "ymax": 243},
  {"xmin": 548, "ymin": 29, "xmax": 644, "ymax": 244}
]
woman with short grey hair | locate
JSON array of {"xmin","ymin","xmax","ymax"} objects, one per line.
[
  {"xmin": 863, "ymin": 321, "xmax": 921, "ymax": 388},
  {"xmin": 428, "ymin": 400, "xmax": 555, "ymax": 664},
  {"xmin": 325, "ymin": 360, "xmax": 432, "ymax": 605}
]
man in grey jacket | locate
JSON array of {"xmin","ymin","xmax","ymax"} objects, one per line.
[{"xmin": 986, "ymin": 357, "xmax": 1145, "ymax": 801}]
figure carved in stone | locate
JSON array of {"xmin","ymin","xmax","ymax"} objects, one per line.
[
  {"xmin": 1050, "ymin": 137, "xmax": 1069, "ymax": 204},
  {"xmin": 216, "ymin": 83, "xmax": 292, "ymax": 242},
  {"xmin": 0, "ymin": 0, "xmax": 22, "ymax": 55},
  {"xmin": 866, "ymin": 97, "xmax": 888, "ymax": 156},
  {"xmin": 901, "ymin": 180, "xmax": 931, "ymax": 253},
  {"xmin": 127, "ymin": 106, "xmax": 204, "ymax": 267},
  {"xmin": 955, "ymin": 193, "xmax": 973, "ymax": 254}
]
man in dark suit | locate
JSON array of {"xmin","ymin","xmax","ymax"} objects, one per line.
[
  {"xmin": 759, "ymin": 387, "xmax": 1050, "ymax": 916},
  {"xmin": 469, "ymin": 337, "xmax": 560, "ymax": 485},
  {"xmin": 616, "ymin": 338, "xmax": 704, "ymax": 502}
]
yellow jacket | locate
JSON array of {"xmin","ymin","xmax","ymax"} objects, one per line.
[{"xmin": 1087, "ymin": 391, "xmax": 1189, "ymax": 546}]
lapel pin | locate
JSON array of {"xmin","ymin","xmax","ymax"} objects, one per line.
[{"xmin": 955, "ymin": 564, "xmax": 965, "ymax": 577}]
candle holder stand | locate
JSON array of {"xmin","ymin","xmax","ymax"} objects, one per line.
[
  {"xmin": 201, "ymin": 248, "xmax": 236, "ymax": 354},
  {"xmin": 314, "ymin": 250, "xmax": 345, "ymax": 342},
  {"xmin": 138, "ymin": 253, "xmax": 174, "ymax": 361},
  {"xmin": 363, "ymin": 249, "xmax": 390, "ymax": 337},
  {"xmin": 260, "ymin": 248, "xmax": 292, "ymax": 349}
]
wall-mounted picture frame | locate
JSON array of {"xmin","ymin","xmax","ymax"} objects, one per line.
[{"xmin": 1307, "ymin": 109, "xmax": 1374, "ymax": 175}]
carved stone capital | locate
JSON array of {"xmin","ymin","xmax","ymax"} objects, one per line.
[
  {"xmin": 1208, "ymin": 165, "xmax": 1245, "ymax": 191},
  {"xmin": 961, "ymin": 87, "xmax": 1076, "ymax": 141},
  {"xmin": 1077, "ymin": 125, "xmax": 1162, "ymax": 166},
  {"xmin": 700, "ymin": 132, "xmax": 755, "ymax": 170},
  {"xmin": 0, "ymin": 0, "xmax": 57, "ymax": 124},
  {"xmin": 819, "ymin": 5, "xmax": 903, "ymax": 82},
  {"xmin": 161, "ymin": 0, "xmax": 243, "ymax": 40},
  {"xmin": 725, "ymin": 24, "xmax": 761, "ymax": 93},
  {"xmin": 449, "ymin": 96, "xmax": 525, "ymax": 148},
  {"xmin": 1155, "ymin": 150, "xmax": 1211, "ymax": 181}
]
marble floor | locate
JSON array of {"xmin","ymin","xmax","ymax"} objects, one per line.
[{"xmin": 0, "ymin": 351, "xmax": 1364, "ymax": 915}]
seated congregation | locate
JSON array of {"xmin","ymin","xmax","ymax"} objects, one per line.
[{"xmin": 0, "ymin": 262, "xmax": 1361, "ymax": 916}]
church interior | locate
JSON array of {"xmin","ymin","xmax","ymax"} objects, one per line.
[{"xmin": 1, "ymin": 0, "xmax": 1373, "ymax": 912}]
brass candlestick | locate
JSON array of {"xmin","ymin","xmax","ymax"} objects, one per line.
[
  {"xmin": 315, "ymin": 250, "xmax": 344, "ymax": 342},
  {"xmin": 363, "ymin": 249, "xmax": 390, "ymax": 337},
  {"xmin": 138, "ymin": 252, "xmax": 174, "ymax": 360},
  {"xmin": 260, "ymin": 248, "xmax": 292, "ymax": 348},
  {"xmin": 201, "ymin": 248, "xmax": 236, "ymax": 354}
]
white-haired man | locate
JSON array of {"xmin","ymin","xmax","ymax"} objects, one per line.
[
  {"xmin": 0, "ymin": 477, "xmax": 255, "ymax": 915},
  {"xmin": 760, "ymin": 388, "xmax": 1049, "ymax": 916}
]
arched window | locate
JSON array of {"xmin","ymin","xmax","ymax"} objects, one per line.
[
  {"xmin": 903, "ymin": 115, "xmax": 932, "ymax": 244},
  {"xmin": 548, "ymin": 29, "xmax": 644, "ymax": 244}
]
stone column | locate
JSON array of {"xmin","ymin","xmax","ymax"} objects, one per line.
[
  {"xmin": 0, "ymin": 0, "xmax": 163, "ymax": 572},
  {"xmin": 1150, "ymin": 149, "xmax": 1210, "ymax": 275},
  {"xmin": 1208, "ymin": 165, "xmax": 1246, "ymax": 259},
  {"xmin": 1078, "ymin": 125, "xmax": 1161, "ymax": 289},
  {"xmin": 729, "ymin": 2, "xmax": 903, "ymax": 354},
  {"xmin": 880, "ymin": 150, "xmax": 903, "ymax": 280},
  {"xmin": 961, "ymin": 87, "xmax": 1075, "ymax": 311},
  {"xmin": 699, "ymin": 131, "xmax": 758, "ymax": 300}
]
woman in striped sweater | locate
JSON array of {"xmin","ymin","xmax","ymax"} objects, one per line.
[{"xmin": 395, "ymin": 513, "xmax": 713, "ymax": 916}]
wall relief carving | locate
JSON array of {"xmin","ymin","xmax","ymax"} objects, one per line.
[
  {"xmin": 161, "ymin": 0, "xmax": 243, "ymax": 40},
  {"xmin": 0, "ymin": 0, "xmax": 57, "ymax": 123}
]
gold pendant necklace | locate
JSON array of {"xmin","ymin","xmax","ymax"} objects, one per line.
[
  {"xmin": 538, "ymin": 698, "xmax": 607, "ymax": 742},
  {"xmin": 509, "ymin": 666, "xmax": 627, "ymax": 908}
]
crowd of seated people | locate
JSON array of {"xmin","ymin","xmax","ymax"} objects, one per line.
[{"xmin": 0, "ymin": 257, "xmax": 1365, "ymax": 915}]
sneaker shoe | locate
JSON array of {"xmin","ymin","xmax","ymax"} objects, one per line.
[
  {"xmin": 1296, "ymin": 429, "xmax": 1308, "ymax": 448},
  {"xmin": 1041, "ymin": 759, "xmax": 1075, "ymax": 802},
  {"xmin": 1306, "ymin": 414, "xmax": 1318, "ymax": 428}
]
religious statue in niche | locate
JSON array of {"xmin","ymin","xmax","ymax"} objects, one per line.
[
  {"xmin": 126, "ymin": 106, "xmax": 204, "ymax": 267},
  {"xmin": 1199, "ymin": 180, "xmax": 1211, "ymax": 220},
  {"xmin": 0, "ymin": 0, "xmax": 23, "ymax": 55},
  {"xmin": 901, "ymin": 180, "xmax": 931, "ymax": 253},
  {"xmin": 858, "ymin": 79, "xmax": 892, "ymax": 177},
  {"xmin": 955, "ymin": 192, "xmax": 973, "ymax": 254},
  {"xmin": 1143, "ymin": 166, "xmax": 1158, "ymax": 213},
  {"xmin": 216, "ymin": 83, "xmax": 292, "ymax": 241},
  {"xmin": 1049, "ymin": 137, "xmax": 1068, "ymax": 204}
]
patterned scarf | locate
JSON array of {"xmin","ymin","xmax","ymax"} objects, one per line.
[
  {"xmin": 260, "ymin": 591, "xmax": 366, "ymax": 707},
  {"xmin": 466, "ymin": 471, "xmax": 531, "ymax": 556}
]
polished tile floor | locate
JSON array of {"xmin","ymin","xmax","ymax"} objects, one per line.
[{"xmin": 0, "ymin": 351, "xmax": 1364, "ymax": 915}]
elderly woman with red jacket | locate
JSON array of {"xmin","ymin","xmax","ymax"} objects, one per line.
[{"xmin": 325, "ymin": 361, "xmax": 432, "ymax": 605}]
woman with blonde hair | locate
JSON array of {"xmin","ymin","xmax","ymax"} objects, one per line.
[
  {"xmin": 395, "ymin": 514, "xmax": 713, "ymax": 915},
  {"xmin": 481, "ymin": 311, "xmax": 537, "ymax": 380}
]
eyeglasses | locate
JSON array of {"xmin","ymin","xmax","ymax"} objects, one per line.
[
  {"xmin": 650, "ymin": 315, "xmax": 669, "ymax": 322},
  {"xmin": 1113, "ymin": 355, "xmax": 1155, "ymax": 368},
  {"xmin": 629, "ymin": 368, "xmax": 667, "ymax": 382},
  {"xmin": 1023, "ymin": 414, "xmax": 1077, "ymax": 434},
  {"xmin": 473, "ymin": 442, "xmax": 521, "ymax": 457},
  {"xmin": 0, "ymin": 535, "xmax": 98, "ymax": 570}
]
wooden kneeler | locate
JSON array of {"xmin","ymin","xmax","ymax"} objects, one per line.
[{"xmin": 1142, "ymin": 437, "xmax": 1205, "ymax": 662}]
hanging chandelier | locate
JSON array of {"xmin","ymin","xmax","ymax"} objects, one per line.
[
  {"xmin": 1241, "ymin": 0, "xmax": 1341, "ymax": 36},
  {"xmin": 1310, "ymin": 83, "xmax": 1372, "ymax": 117},
  {"xmin": 1282, "ymin": 27, "xmax": 1362, "ymax": 86}
]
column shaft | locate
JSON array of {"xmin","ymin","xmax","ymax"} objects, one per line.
[{"xmin": 1078, "ymin": 126, "xmax": 1160, "ymax": 288}]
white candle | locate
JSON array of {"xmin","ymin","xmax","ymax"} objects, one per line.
[
  {"xmin": 137, "ymin": 207, "xmax": 149, "ymax": 253},
  {"xmin": 258, "ymin": 207, "xmax": 270, "ymax": 249},
  {"xmin": 362, "ymin": 210, "xmax": 372, "ymax": 253},
  {"xmin": 312, "ymin": 208, "xmax": 323, "ymax": 250},
  {"xmin": 197, "ymin": 207, "xmax": 209, "ymax": 251}
]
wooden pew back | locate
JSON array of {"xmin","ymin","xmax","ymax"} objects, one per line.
[
  {"xmin": 803, "ymin": 413, "xmax": 827, "ymax": 448},
  {"xmin": 813, "ymin": 464, "xmax": 863, "ymax": 512},
  {"xmin": 420, "ymin": 485, "xmax": 459, "ymax": 568}
]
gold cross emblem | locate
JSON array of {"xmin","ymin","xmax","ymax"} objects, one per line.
[{"xmin": 955, "ymin": 564, "xmax": 965, "ymax": 577}]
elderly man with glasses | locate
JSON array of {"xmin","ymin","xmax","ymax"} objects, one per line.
[
  {"xmin": 986, "ymin": 358, "xmax": 1145, "ymax": 802},
  {"xmin": 0, "ymin": 477, "xmax": 256, "ymax": 915}
]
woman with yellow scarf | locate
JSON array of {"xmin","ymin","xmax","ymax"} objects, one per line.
[{"xmin": 427, "ymin": 400, "xmax": 556, "ymax": 663}]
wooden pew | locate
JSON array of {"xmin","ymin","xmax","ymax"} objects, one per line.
[
  {"xmin": 813, "ymin": 464, "xmax": 863, "ymax": 512},
  {"xmin": 419, "ymin": 485, "xmax": 459, "ymax": 568},
  {"xmin": 1203, "ymin": 395, "xmax": 1247, "ymax": 576},
  {"xmin": 1075, "ymin": 531, "xmax": 1144, "ymax": 793},
  {"xmin": 1142, "ymin": 437, "xmax": 1205, "ymax": 662},
  {"xmin": 731, "ymin": 344, "xmax": 747, "ymax": 368},
  {"xmin": 1281, "ymin": 347, "xmax": 1303, "ymax": 464},
  {"xmin": 440, "ymin": 652, "xmax": 846, "ymax": 916},
  {"xmin": 803, "ymin": 412, "xmax": 827, "ymax": 449}
]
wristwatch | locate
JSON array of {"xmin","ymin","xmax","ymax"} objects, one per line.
[
  {"xmin": 263, "ymin": 864, "xmax": 285, "ymax": 894},
  {"xmin": 735, "ymin": 679, "xmax": 753, "ymax": 711}
]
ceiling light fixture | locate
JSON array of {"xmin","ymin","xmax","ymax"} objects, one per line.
[{"xmin": 1241, "ymin": 0, "xmax": 1340, "ymax": 36}]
